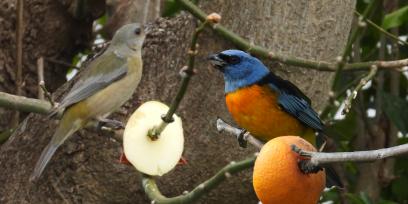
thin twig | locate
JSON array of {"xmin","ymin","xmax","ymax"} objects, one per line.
[
  {"xmin": 39, "ymin": 81, "xmax": 55, "ymax": 107},
  {"xmin": 176, "ymin": 0, "xmax": 408, "ymax": 71},
  {"xmin": 37, "ymin": 57, "xmax": 45, "ymax": 100},
  {"xmin": 44, "ymin": 58, "xmax": 79, "ymax": 69},
  {"xmin": 12, "ymin": 0, "xmax": 25, "ymax": 128},
  {"xmin": 355, "ymin": 10, "xmax": 408, "ymax": 46},
  {"xmin": 331, "ymin": 1, "xmax": 379, "ymax": 90},
  {"xmin": 375, "ymin": 34, "xmax": 386, "ymax": 123},
  {"xmin": 342, "ymin": 66, "xmax": 378, "ymax": 115},
  {"xmin": 148, "ymin": 20, "xmax": 209, "ymax": 139},
  {"xmin": 142, "ymin": 156, "xmax": 256, "ymax": 204}
]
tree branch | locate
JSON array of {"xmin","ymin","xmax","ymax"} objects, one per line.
[
  {"xmin": 216, "ymin": 118, "xmax": 408, "ymax": 166},
  {"xmin": 216, "ymin": 118, "xmax": 264, "ymax": 149},
  {"xmin": 0, "ymin": 91, "xmax": 122, "ymax": 140},
  {"xmin": 12, "ymin": 0, "xmax": 25, "ymax": 127},
  {"xmin": 148, "ymin": 18, "xmax": 209, "ymax": 139},
  {"xmin": 176, "ymin": 0, "xmax": 408, "ymax": 71},
  {"xmin": 142, "ymin": 156, "xmax": 256, "ymax": 204},
  {"xmin": 293, "ymin": 144, "xmax": 408, "ymax": 166},
  {"xmin": 0, "ymin": 92, "xmax": 52, "ymax": 115},
  {"xmin": 342, "ymin": 65, "xmax": 378, "ymax": 115},
  {"xmin": 331, "ymin": 0, "xmax": 379, "ymax": 90},
  {"xmin": 37, "ymin": 57, "xmax": 45, "ymax": 100},
  {"xmin": 355, "ymin": 10, "xmax": 408, "ymax": 46},
  {"xmin": 44, "ymin": 58, "xmax": 79, "ymax": 69},
  {"xmin": 39, "ymin": 81, "xmax": 55, "ymax": 107}
]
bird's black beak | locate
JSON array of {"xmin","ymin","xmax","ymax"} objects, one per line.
[{"xmin": 208, "ymin": 54, "xmax": 226, "ymax": 71}]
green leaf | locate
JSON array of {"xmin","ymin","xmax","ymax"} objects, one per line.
[
  {"xmin": 381, "ymin": 92, "xmax": 408, "ymax": 134},
  {"xmin": 382, "ymin": 5, "xmax": 408, "ymax": 29},
  {"xmin": 96, "ymin": 14, "xmax": 107, "ymax": 26}
]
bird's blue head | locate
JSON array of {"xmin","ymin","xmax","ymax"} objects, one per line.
[{"xmin": 208, "ymin": 50, "xmax": 270, "ymax": 93}]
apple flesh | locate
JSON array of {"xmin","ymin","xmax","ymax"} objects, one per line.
[{"xmin": 123, "ymin": 101, "xmax": 184, "ymax": 176}]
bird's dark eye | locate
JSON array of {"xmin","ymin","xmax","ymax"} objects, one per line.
[
  {"xmin": 228, "ymin": 56, "xmax": 240, "ymax": 64},
  {"xmin": 134, "ymin": 27, "xmax": 141, "ymax": 35},
  {"xmin": 218, "ymin": 54, "xmax": 241, "ymax": 65}
]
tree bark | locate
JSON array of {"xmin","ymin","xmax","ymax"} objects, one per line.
[
  {"xmin": 0, "ymin": 0, "xmax": 355, "ymax": 203},
  {"xmin": 0, "ymin": 0, "xmax": 104, "ymax": 131}
]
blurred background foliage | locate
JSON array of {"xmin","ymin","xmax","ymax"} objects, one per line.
[
  {"xmin": 56, "ymin": 0, "xmax": 408, "ymax": 203},
  {"xmin": 322, "ymin": 0, "xmax": 408, "ymax": 203}
]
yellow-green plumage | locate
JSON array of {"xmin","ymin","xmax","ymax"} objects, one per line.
[{"xmin": 30, "ymin": 23, "xmax": 145, "ymax": 181}]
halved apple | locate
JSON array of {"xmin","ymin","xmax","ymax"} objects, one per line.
[{"xmin": 123, "ymin": 101, "xmax": 184, "ymax": 176}]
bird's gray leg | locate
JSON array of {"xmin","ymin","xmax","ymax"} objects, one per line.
[{"xmin": 96, "ymin": 116, "xmax": 125, "ymax": 130}]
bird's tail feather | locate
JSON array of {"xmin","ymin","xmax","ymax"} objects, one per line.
[
  {"xmin": 324, "ymin": 165, "xmax": 344, "ymax": 188},
  {"xmin": 30, "ymin": 110, "xmax": 82, "ymax": 182},
  {"xmin": 30, "ymin": 143, "xmax": 59, "ymax": 182}
]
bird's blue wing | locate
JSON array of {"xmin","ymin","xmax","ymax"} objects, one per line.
[
  {"xmin": 277, "ymin": 92, "xmax": 323, "ymax": 131},
  {"xmin": 262, "ymin": 73, "xmax": 323, "ymax": 131}
]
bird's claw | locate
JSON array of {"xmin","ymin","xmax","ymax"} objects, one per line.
[
  {"xmin": 98, "ymin": 118, "xmax": 125, "ymax": 130},
  {"xmin": 237, "ymin": 129, "xmax": 248, "ymax": 148},
  {"xmin": 298, "ymin": 160, "xmax": 323, "ymax": 174}
]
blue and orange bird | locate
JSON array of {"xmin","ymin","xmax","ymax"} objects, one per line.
[{"xmin": 209, "ymin": 49, "xmax": 342, "ymax": 187}]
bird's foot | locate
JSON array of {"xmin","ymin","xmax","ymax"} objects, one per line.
[
  {"xmin": 237, "ymin": 128, "xmax": 248, "ymax": 148},
  {"xmin": 97, "ymin": 118, "xmax": 125, "ymax": 130},
  {"xmin": 298, "ymin": 160, "xmax": 323, "ymax": 174}
]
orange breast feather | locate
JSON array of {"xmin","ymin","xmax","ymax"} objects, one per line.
[{"xmin": 226, "ymin": 84, "xmax": 309, "ymax": 142}]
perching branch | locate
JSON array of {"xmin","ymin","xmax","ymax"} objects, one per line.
[
  {"xmin": 216, "ymin": 118, "xmax": 264, "ymax": 149},
  {"xmin": 148, "ymin": 17, "xmax": 211, "ymax": 139},
  {"xmin": 0, "ymin": 91, "xmax": 121, "ymax": 139},
  {"xmin": 142, "ymin": 156, "xmax": 256, "ymax": 204},
  {"xmin": 0, "ymin": 92, "xmax": 53, "ymax": 115},
  {"xmin": 216, "ymin": 118, "xmax": 408, "ymax": 166},
  {"xmin": 176, "ymin": 0, "xmax": 408, "ymax": 72},
  {"xmin": 292, "ymin": 144, "xmax": 408, "ymax": 166}
]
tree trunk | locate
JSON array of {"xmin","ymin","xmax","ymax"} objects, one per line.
[{"xmin": 0, "ymin": 0, "xmax": 355, "ymax": 203}]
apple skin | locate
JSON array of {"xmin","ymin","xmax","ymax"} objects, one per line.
[{"xmin": 123, "ymin": 101, "xmax": 184, "ymax": 176}]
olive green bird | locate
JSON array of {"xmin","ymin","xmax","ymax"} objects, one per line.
[{"xmin": 30, "ymin": 23, "xmax": 145, "ymax": 181}]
